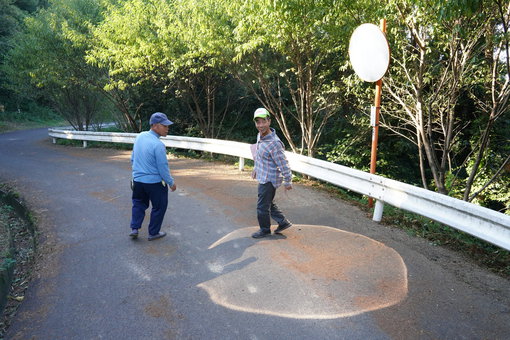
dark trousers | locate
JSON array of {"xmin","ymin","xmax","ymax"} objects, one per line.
[
  {"xmin": 257, "ymin": 182, "xmax": 288, "ymax": 232},
  {"xmin": 130, "ymin": 181, "xmax": 168, "ymax": 236}
]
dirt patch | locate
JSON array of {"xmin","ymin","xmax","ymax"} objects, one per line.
[
  {"xmin": 142, "ymin": 243, "xmax": 177, "ymax": 256},
  {"xmin": 265, "ymin": 227, "xmax": 390, "ymax": 281},
  {"xmin": 144, "ymin": 295, "xmax": 185, "ymax": 339},
  {"xmin": 199, "ymin": 225, "xmax": 407, "ymax": 319}
]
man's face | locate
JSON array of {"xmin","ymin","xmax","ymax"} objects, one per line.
[
  {"xmin": 153, "ymin": 123, "xmax": 170, "ymax": 137},
  {"xmin": 254, "ymin": 117, "xmax": 271, "ymax": 136}
]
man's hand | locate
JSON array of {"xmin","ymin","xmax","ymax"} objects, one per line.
[
  {"xmin": 251, "ymin": 170, "xmax": 256, "ymax": 179},
  {"xmin": 170, "ymin": 184, "xmax": 177, "ymax": 192},
  {"xmin": 285, "ymin": 184, "xmax": 293, "ymax": 191}
]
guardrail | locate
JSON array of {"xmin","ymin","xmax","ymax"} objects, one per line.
[{"xmin": 48, "ymin": 128, "xmax": 510, "ymax": 251}]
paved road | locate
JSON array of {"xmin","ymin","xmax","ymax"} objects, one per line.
[{"xmin": 1, "ymin": 128, "xmax": 509, "ymax": 339}]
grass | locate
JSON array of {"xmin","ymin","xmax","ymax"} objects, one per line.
[
  {"xmin": 55, "ymin": 138, "xmax": 133, "ymax": 150},
  {"xmin": 0, "ymin": 110, "xmax": 65, "ymax": 133},
  {"xmin": 379, "ymin": 206, "xmax": 510, "ymax": 277}
]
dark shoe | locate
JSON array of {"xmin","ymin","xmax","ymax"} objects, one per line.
[
  {"xmin": 129, "ymin": 229, "xmax": 139, "ymax": 239},
  {"xmin": 252, "ymin": 230, "xmax": 271, "ymax": 239},
  {"xmin": 274, "ymin": 223, "xmax": 292, "ymax": 234},
  {"xmin": 148, "ymin": 231, "xmax": 166, "ymax": 241}
]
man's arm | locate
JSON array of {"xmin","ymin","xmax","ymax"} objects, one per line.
[
  {"xmin": 250, "ymin": 143, "xmax": 258, "ymax": 179},
  {"xmin": 154, "ymin": 143, "xmax": 175, "ymax": 188}
]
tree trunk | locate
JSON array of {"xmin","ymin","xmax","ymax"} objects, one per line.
[
  {"xmin": 463, "ymin": 116, "xmax": 494, "ymax": 201},
  {"xmin": 417, "ymin": 129, "xmax": 428, "ymax": 189}
]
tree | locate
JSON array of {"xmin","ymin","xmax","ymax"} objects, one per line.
[
  {"xmin": 463, "ymin": 0, "xmax": 510, "ymax": 204},
  {"xmin": 89, "ymin": 0, "xmax": 247, "ymax": 136},
  {"xmin": 229, "ymin": 0, "xmax": 360, "ymax": 157},
  {"xmin": 382, "ymin": 0, "xmax": 487, "ymax": 193},
  {"xmin": 377, "ymin": 0, "xmax": 509, "ymax": 213},
  {"xmin": 87, "ymin": 0, "xmax": 175, "ymax": 132},
  {"xmin": 2, "ymin": 0, "xmax": 108, "ymax": 130},
  {"xmin": 168, "ymin": 0, "xmax": 248, "ymax": 139},
  {"xmin": 0, "ymin": 0, "xmax": 44, "ymax": 111}
]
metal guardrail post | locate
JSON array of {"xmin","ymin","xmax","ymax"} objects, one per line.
[{"xmin": 373, "ymin": 200, "xmax": 384, "ymax": 222}]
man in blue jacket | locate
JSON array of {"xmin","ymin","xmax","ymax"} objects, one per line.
[
  {"xmin": 251, "ymin": 108, "xmax": 293, "ymax": 238},
  {"xmin": 129, "ymin": 112, "xmax": 177, "ymax": 241}
]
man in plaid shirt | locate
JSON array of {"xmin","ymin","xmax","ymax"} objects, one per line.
[{"xmin": 251, "ymin": 108, "xmax": 293, "ymax": 238}]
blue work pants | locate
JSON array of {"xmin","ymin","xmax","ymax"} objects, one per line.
[{"xmin": 130, "ymin": 181, "xmax": 168, "ymax": 236}]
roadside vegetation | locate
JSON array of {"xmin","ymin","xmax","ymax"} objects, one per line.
[
  {"xmin": 0, "ymin": 185, "xmax": 36, "ymax": 338},
  {"xmin": 0, "ymin": 106, "xmax": 64, "ymax": 133}
]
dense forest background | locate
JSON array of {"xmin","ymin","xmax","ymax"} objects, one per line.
[{"xmin": 0, "ymin": 0, "xmax": 508, "ymax": 214}]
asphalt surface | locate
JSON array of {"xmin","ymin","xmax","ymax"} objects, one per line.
[{"xmin": 1, "ymin": 128, "xmax": 510, "ymax": 340}]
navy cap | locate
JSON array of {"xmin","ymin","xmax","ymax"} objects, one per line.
[{"xmin": 150, "ymin": 112, "xmax": 173, "ymax": 126}]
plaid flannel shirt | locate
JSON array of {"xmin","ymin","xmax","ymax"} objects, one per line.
[{"xmin": 254, "ymin": 128, "xmax": 292, "ymax": 188}]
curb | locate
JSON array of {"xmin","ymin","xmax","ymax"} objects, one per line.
[{"xmin": 0, "ymin": 189, "xmax": 36, "ymax": 315}]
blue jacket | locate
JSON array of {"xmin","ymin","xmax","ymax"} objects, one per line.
[{"xmin": 131, "ymin": 130, "xmax": 175, "ymax": 186}]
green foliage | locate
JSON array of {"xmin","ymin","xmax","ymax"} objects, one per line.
[
  {"xmin": 0, "ymin": 0, "xmax": 46, "ymax": 112},
  {"xmin": 88, "ymin": 0, "xmax": 174, "ymax": 83},
  {"xmin": 225, "ymin": 0, "xmax": 369, "ymax": 155},
  {"xmin": 0, "ymin": 102, "xmax": 64, "ymax": 132},
  {"xmin": 88, "ymin": 0, "xmax": 248, "ymax": 136},
  {"xmin": 376, "ymin": 0, "xmax": 509, "ymax": 203},
  {"xmin": 0, "ymin": 0, "xmax": 44, "ymax": 56},
  {"xmin": 1, "ymin": 0, "xmax": 114, "ymax": 130},
  {"xmin": 0, "ymin": 1, "xmax": 23, "ymax": 56},
  {"xmin": 0, "ymin": 258, "xmax": 16, "ymax": 271},
  {"xmin": 465, "ymin": 153, "xmax": 510, "ymax": 214},
  {"xmin": 319, "ymin": 109, "xmax": 422, "ymax": 184}
]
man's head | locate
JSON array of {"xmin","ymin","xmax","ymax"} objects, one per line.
[
  {"xmin": 253, "ymin": 108, "xmax": 271, "ymax": 136},
  {"xmin": 150, "ymin": 112, "xmax": 173, "ymax": 137}
]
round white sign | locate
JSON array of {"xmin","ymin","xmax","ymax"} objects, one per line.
[{"xmin": 348, "ymin": 23, "xmax": 390, "ymax": 82}]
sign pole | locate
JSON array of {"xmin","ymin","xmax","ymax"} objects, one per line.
[{"xmin": 368, "ymin": 18, "xmax": 387, "ymax": 208}]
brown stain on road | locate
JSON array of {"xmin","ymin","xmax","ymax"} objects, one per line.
[{"xmin": 198, "ymin": 225, "xmax": 408, "ymax": 319}]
